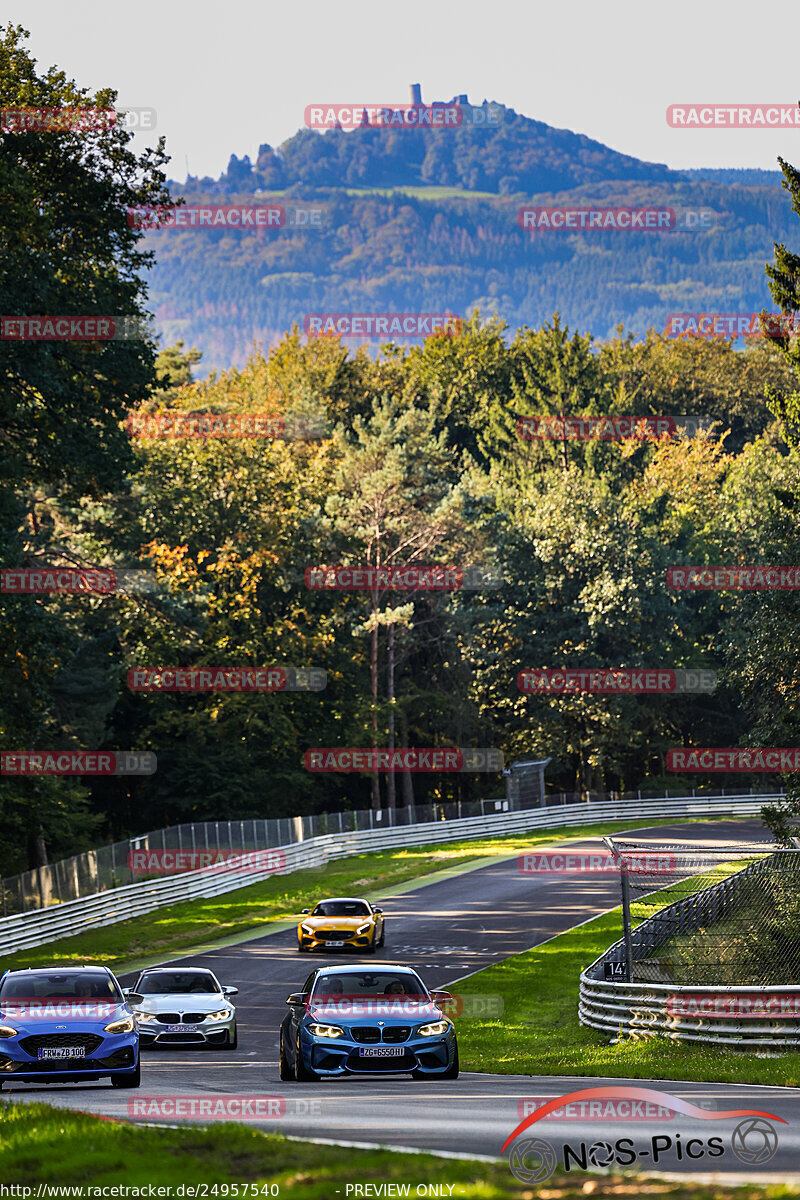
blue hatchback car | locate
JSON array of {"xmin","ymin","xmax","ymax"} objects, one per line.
[
  {"xmin": 0, "ymin": 966, "xmax": 141, "ymax": 1089},
  {"xmin": 280, "ymin": 965, "xmax": 459, "ymax": 1081}
]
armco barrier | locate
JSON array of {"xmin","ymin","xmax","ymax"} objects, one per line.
[
  {"xmin": 579, "ymin": 976, "xmax": 800, "ymax": 1048},
  {"xmin": 0, "ymin": 794, "xmax": 769, "ymax": 955},
  {"xmin": 580, "ymin": 843, "xmax": 800, "ymax": 1048}
]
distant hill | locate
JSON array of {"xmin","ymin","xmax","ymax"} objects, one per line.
[{"xmin": 143, "ymin": 93, "xmax": 796, "ymax": 374}]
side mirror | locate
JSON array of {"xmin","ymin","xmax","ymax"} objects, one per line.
[
  {"xmin": 222, "ymin": 986, "xmax": 239, "ymax": 996},
  {"xmin": 431, "ymin": 989, "xmax": 453, "ymax": 1002},
  {"xmin": 301, "ymin": 908, "xmax": 310, "ymax": 915},
  {"xmin": 373, "ymin": 907, "xmax": 383, "ymax": 914},
  {"xmin": 125, "ymin": 992, "xmax": 144, "ymax": 1005},
  {"xmin": 286, "ymin": 992, "xmax": 307, "ymax": 1006}
]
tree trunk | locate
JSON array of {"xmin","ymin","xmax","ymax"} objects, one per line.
[
  {"xmin": 399, "ymin": 707, "xmax": 415, "ymax": 808},
  {"xmin": 370, "ymin": 589, "xmax": 380, "ymax": 809},
  {"xmin": 387, "ymin": 622, "xmax": 396, "ymax": 807}
]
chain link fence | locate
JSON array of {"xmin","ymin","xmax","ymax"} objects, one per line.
[
  {"xmin": 607, "ymin": 837, "xmax": 800, "ymax": 986},
  {"xmin": 1, "ymin": 782, "xmax": 782, "ymax": 917}
]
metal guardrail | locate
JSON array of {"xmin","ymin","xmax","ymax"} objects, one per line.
[
  {"xmin": 0, "ymin": 793, "xmax": 768, "ymax": 956},
  {"xmin": 2, "ymin": 784, "xmax": 776, "ymax": 916},
  {"xmin": 580, "ymin": 846, "xmax": 800, "ymax": 1047},
  {"xmin": 579, "ymin": 976, "xmax": 800, "ymax": 1047}
]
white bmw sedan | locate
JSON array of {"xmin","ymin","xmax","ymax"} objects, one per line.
[{"xmin": 125, "ymin": 967, "xmax": 238, "ymax": 1049}]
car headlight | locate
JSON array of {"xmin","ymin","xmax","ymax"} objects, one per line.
[
  {"xmin": 308, "ymin": 1022, "xmax": 344, "ymax": 1038},
  {"xmin": 133, "ymin": 1011, "xmax": 158, "ymax": 1023},
  {"xmin": 205, "ymin": 1009, "xmax": 233, "ymax": 1022},
  {"xmin": 300, "ymin": 923, "xmax": 314, "ymax": 935},
  {"xmin": 0, "ymin": 1025, "xmax": 18, "ymax": 1038},
  {"xmin": 104, "ymin": 1015, "xmax": 135, "ymax": 1034},
  {"xmin": 417, "ymin": 1020, "xmax": 451, "ymax": 1037},
  {"xmin": 356, "ymin": 922, "xmax": 372, "ymax": 934}
]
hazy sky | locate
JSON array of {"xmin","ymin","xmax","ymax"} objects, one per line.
[{"xmin": 11, "ymin": 0, "xmax": 800, "ymax": 181}]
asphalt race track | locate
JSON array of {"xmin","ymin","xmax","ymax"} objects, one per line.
[{"xmin": 5, "ymin": 818, "xmax": 800, "ymax": 1183}]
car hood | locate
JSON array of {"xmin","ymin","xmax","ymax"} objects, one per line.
[
  {"xmin": 305, "ymin": 998, "xmax": 444, "ymax": 1023},
  {"xmin": 130, "ymin": 994, "xmax": 229, "ymax": 1013},
  {"xmin": 300, "ymin": 916, "xmax": 372, "ymax": 928}
]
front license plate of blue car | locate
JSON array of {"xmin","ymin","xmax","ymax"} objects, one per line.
[
  {"xmin": 38, "ymin": 1047, "xmax": 86, "ymax": 1059},
  {"xmin": 359, "ymin": 1046, "xmax": 404, "ymax": 1056}
]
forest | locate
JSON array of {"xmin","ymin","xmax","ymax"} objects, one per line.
[{"xmin": 2, "ymin": 23, "xmax": 800, "ymax": 872}]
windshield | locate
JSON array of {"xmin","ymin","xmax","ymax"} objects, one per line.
[
  {"xmin": 311, "ymin": 900, "xmax": 370, "ymax": 917},
  {"xmin": 0, "ymin": 973, "xmax": 122, "ymax": 1001},
  {"xmin": 311, "ymin": 972, "xmax": 427, "ymax": 1000},
  {"xmin": 136, "ymin": 971, "xmax": 220, "ymax": 995}
]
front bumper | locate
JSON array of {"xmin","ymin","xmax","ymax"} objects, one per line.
[
  {"xmin": 0, "ymin": 1030, "xmax": 138, "ymax": 1082},
  {"xmin": 297, "ymin": 928, "xmax": 376, "ymax": 951},
  {"xmin": 300, "ymin": 1025, "xmax": 456, "ymax": 1076},
  {"xmin": 136, "ymin": 1015, "xmax": 235, "ymax": 1047}
]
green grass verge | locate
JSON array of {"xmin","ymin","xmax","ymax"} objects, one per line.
[
  {"xmin": 1, "ymin": 1103, "xmax": 796, "ymax": 1198},
  {"xmin": 456, "ymin": 907, "xmax": 800, "ymax": 1086},
  {"xmin": 0, "ymin": 816, "xmax": 735, "ymax": 975}
]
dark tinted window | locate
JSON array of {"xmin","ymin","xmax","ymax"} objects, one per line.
[
  {"xmin": 311, "ymin": 901, "xmax": 370, "ymax": 917},
  {"xmin": 136, "ymin": 971, "xmax": 219, "ymax": 995},
  {"xmin": 311, "ymin": 972, "xmax": 426, "ymax": 998},
  {"xmin": 0, "ymin": 973, "xmax": 121, "ymax": 1001}
]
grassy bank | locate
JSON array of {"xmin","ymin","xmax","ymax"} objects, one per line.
[
  {"xmin": 456, "ymin": 907, "xmax": 800, "ymax": 1086},
  {"xmin": 0, "ymin": 1103, "xmax": 796, "ymax": 1198},
  {"xmin": 0, "ymin": 816, "xmax": 725, "ymax": 974}
]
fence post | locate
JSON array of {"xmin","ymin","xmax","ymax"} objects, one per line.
[
  {"xmin": 621, "ymin": 866, "xmax": 634, "ymax": 984},
  {"xmin": 1, "ymin": 878, "xmax": 5, "ymax": 918}
]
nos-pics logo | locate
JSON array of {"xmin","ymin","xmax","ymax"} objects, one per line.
[{"xmin": 503, "ymin": 1087, "xmax": 783, "ymax": 1183}]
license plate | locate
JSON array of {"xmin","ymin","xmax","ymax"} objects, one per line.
[
  {"xmin": 325, "ymin": 940, "xmax": 345, "ymax": 947},
  {"xmin": 165, "ymin": 1024, "xmax": 195, "ymax": 1032},
  {"xmin": 38, "ymin": 1047, "xmax": 86, "ymax": 1059},
  {"xmin": 359, "ymin": 1046, "xmax": 404, "ymax": 1057}
]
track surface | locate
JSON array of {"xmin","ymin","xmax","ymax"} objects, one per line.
[{"xmin": 5, "ymin": 818, "xmax": 800, "ymax": 1182}]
